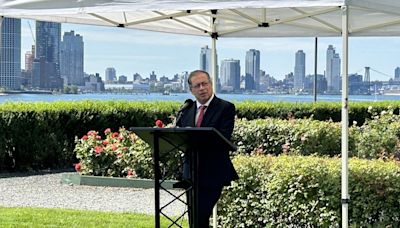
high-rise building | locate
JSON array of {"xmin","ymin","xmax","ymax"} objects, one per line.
[
  {"xmin": 0, "ymin": 17, "xmax": 21, "ymax": 90},
  {"xmin": 294, "ymin": 50, "xmax": 305, "ymax": 91},
  {"xmin": 326, "ymin": 45, "xmax": 341, "ymax": 93},
  {"xmin": 220, "ymin": 59, "xmax": 240, "ymax": 92},
  {"xmin": 33, "ymin": 21, "xmax": 63, "ymax": 89},
  {"xmin": 245, "ymin": 49, "xmax": 260, "ymax": 91},
  {"xmin": 105, "ymin": 67, "xmax": 116, "ymax": 83},
  {"xmin": 200, "ymin": 45, "xmax": 212, "ymax": 74},
  {"xmin": 394, "ymin": 67, "xmax": 400, "ymax": 81},
  {"xmin": 60, "ymin": 31, "xmax": 84, "ymax": 86}
]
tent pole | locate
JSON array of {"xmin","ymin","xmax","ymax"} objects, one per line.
[
  {"xmin": 341, "ymin": 5, "xmax": 349, "ymax": 228},
  {"xmin": 211, "ymin": 35, "xmax": 217, "ymax": 93},
  {"xmin": 313, "ymin": 37, "xmax": 318, "ymax": 102},
  {"xmin": 211, "ymin": 10, "xmax": 218, "ymax": 228}
]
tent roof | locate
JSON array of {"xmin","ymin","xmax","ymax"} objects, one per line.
[{"xmin": 1, "ymin": 0, "xmax": 400, "ymax": 37}]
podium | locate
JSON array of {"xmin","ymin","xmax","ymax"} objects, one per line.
[{"xmin": 130, "ymin": 127, "xmax": 236, "ymax": 228}]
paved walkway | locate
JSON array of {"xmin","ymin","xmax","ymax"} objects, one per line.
[{"xmin": 0, "ymin": 172, "xmax": 186, "ymax": 216}]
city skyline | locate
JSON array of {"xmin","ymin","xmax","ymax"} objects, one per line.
[{"xmin": 17, "ymin": 19, "xmax": 400, "ymax": 81}]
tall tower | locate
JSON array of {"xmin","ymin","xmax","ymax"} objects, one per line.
[
  {"xmin": 199, "ymin": 45, "xmax": 212, "ymax": 74},
  {"xmin": 33, "ymin": 21, "xmax": 63, "ymax": 89},
  {"xmin": 220, "ymin": 59, "xmax": 240, "ymax": 91},
  {"xmin": 245, "ymin": 49, "xmax": 260, "ymax": 91},
  {"xmin": 0, "ymin": 18, "xmax": 21, "ymax": 90},
  {"xmin": 326, "ymin": 45, "xmax": 341, "ymax": 93},
  {"xmin": 394, "ymin": 67, "xmax": 400, "ymax": 81},
  {"xmin": 294, "ymin": 50, "xmax": 305, "ymax": 91},
  {"xmin": 105, "ymin": 67, "xmax": 116, "ymax": 83},
  {"xmin": 60, "ymin": 31, "xmax": 84, "ymax": 86}
]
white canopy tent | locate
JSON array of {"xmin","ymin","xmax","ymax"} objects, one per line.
[{"xmin": 2, "ymin": 1, "xmax": 400, "ymax": 227}]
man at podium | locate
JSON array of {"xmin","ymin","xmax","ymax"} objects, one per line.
[{"xmin": 175, "ymin": 70, "xmax": 239, "ymax": 227}]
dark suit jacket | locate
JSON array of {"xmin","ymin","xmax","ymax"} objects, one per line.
[{"xmin": 176, "ymin": 96, "xmax": 239, "ymax": 188}]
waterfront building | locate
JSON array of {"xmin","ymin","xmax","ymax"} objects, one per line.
[
  {"xmin": 0, "ymin": 17, "xmax": 21, "ymax": 90},
  {"xmin": 326, "ymin": 45, "xmax": 341, "ymax": 93},
  {"xmin": 84, "ymin": 73, "xmax": 105, "ymax": 92},
  {"xmin": 200, "ymin": 45, "xmax": 212, "ymax": 74},
  {"xmin": 105, "ymin": 67, "xmax": 116, "ymax": 83},
  {"xmin": 304, "ymin": 74, "xmax": 327, "ymax": 93},
  {"xmin": 294, "ymin": 50, "xmax": 305, "ymax": 91},
  {"xmin": 149, "ymin": 71, "xmax": 157, "ymax": 82},
  {"xmin": 245, "ymin": 49, "xmax": 260, "ymax": 91},
  {"xmin": 394, "ymin": 67, "xmax": 400, "ymax": 81},
  {"xmin": 118, "ymin": 75, "xmax": 128, "ymax": 84},
  {"xmin": 33, "ymin": 21, "xmax": 63, "ymax": 89},
  {"xmin": 60, "ymin": 31, "xmax": 84, "ymax": 86},
  {"xmin": 220, "ymin": 59, "xmax": 240, "ymax": 92}
]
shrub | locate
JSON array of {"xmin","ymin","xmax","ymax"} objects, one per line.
[
  {"xmin": 232, "ymin": 118, "xmax": 343, "ymax": 157},
  {"xmin": 218, "ymin": 155, "xmax": 400, "ymax": 227}
]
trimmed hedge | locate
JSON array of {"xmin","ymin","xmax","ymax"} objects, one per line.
[
  {"xmin": 0, "ymin": 101, "xmax": 176, "ymax": 170},
  {"xmin": 1, "ymin": 100, "xmax": 400, "ymax": 170},
  {"xmin": 218, "ymin": 155, "xmax": 400, "ymax": 227}
]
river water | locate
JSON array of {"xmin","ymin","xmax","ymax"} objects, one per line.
[{"xmin": 0, "ymin": 92, "xmax": 397, "ymax": 103}]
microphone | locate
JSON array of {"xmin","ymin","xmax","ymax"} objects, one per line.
[
  {"xmin": 174, "ymin": 99, "xmax": 193, "ymax": 127},
  {"xmin": 179, "ymin": 99, "xmax": 194, "ymax": 112}
]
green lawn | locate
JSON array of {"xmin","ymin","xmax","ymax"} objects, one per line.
[{"xmin": 0, "ymin": 207, "xmax": 188, "ymax": 227}]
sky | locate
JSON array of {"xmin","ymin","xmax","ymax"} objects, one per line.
[{"xmin": 20, "ymin": 19, "xmax": 400, "ymax": 81}]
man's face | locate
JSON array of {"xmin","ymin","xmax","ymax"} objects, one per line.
[{"xmin": 190, "ymin": 72, "xmax": 213, "ymax": 104}]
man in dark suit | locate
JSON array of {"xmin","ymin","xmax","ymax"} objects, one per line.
[{"xmin": 175, "ymin": 70, "xmax": 239, "ymax": 227}]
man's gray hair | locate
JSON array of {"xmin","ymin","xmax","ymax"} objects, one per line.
[{"xmin": 187, "ymin": 70, "xmax": 212, "ymax": 86}]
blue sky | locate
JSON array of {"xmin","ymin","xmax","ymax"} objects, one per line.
[{"xmin": 21, "ymin": 19, "xmax": 400, "ymax": 81}]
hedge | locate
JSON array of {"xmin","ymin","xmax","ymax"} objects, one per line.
[
  {"xmin": 1, "ymin": 100, "xmax": 400, "ymax": 170},
  {"xmin": 218, "ymin": 155, "xmax": 400, "ymax": 227}
]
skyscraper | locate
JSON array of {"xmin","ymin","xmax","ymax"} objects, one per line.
[
  {"xmin": 394, "ymin": 67, "xmax": 400, "ymax": 81},
  {"xmin": 60, "ymin": 30, "xmax": 84, "ymax": 86},
  {"xmin": 0, "ymin": 18, "xmax": 21, "ymax": 90},
  {"xmin": 105, "ymin": 67, "xmax": 116, "ymax": 83},
  {"xmin": 294, "ymin": 50, "xmax": 305, "ymax": 91},
  {"xmin": 245, "ymin": 49, "xmax": 260, "ymax": 91},
  {"xmin": 220, "ymin": 59, "xmax": 240, "ymax": 92},
  {"xmin": 33, "ymin": 21, "xmax": 63, "ymax": 89},
  {"xmin": 199, "ymin": 45, "xmax": 212, "ymax": 74},
  {"xmin": 326, "ymin": 45, "xmax": 341, "ymax": 93}
]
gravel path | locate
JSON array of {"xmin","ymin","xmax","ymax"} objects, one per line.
[{"xmin": 0, "ymin": 172, "xmax": 187, "ymax": 216}]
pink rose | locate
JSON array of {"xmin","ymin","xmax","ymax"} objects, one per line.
[
  {"xmin": 104, "ymin": 128, "xmax": 111, "ymax": 134},
  {"xmin": 155, "ymin": 119, "xmax": 164, "ymax": 128},
  {"xmin": 75, "ymin": 163, "xmax": 81, "ymax": 172},
  {"xmin": 95, "ymin": 146, "xmax": 103, "ymax": 154}
]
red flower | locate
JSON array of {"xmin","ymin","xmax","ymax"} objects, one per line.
[
  {"xmin": 81, "ymin": 135, "xmax": 88, "ymax": 140},
  {"xmin": 75, "ymin": 163, "xmax": 81, "ymax": 172},
  {"xmin": 155, "ymin": 119, "xmax": 164, "ymax": 128},
  {"xmin": 127, "ymin": 169, "xmax": 135, "ymax": 177},
  {"xmin": 102, "ymin": 140, "xmax": 109, "ymax": 145},
  {"xmin": 112, "ymin": 143, "xmax": 119, "ymax": 151},
  {"xmin": 104, "ymin": 128, "xmax": 111, "ymax": 134},
  {"xmin": 112, "ymin": 132, "xmax": 119, "ymax": 138},
  {"xmin": 95, "ymin": 146, "xmax": 103, "ymax": 154},
  {"xmin": 87, "ymin": 130, "xmax": 98, "ymax": 136},
  {"xmin": 118, "ymin": 136, "xmax": 124, "ymax": 141}
]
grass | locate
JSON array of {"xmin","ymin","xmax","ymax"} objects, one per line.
[{"xmin": 0, "ymin": 207, "xmax": 188, "ymax": 227}]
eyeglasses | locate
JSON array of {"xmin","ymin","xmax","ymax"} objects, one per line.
[{"xmin": 190, "ymin": 81, "xmax": 210, "ymax": 89}]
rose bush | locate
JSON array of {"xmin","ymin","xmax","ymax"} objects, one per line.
[
  {"xmin": 74, "ymin": 120, "xmax": 184, "ymax": 179},
  {"xmin": 74, "ymin": 127, "xmax": 152, "ymax": 178}
]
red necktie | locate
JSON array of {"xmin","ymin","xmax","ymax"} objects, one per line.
[{"xmin": 196, "ymin": 105, "xmax": 207, "ymax": 127}]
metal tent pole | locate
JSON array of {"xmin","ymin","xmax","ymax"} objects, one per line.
[
  {"xmin": 210, "ymin": 10, "xmax": 219, "ymax": 228},
  {"xmin": 341, "ymin": 5, "xmax": 349, "ymax": 228},
  {"xmin": 314, "ymin": 37, "xmax": 318, "ymax": 102}
]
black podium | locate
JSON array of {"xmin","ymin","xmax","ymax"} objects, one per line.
[{"xmin": 130, "ymin": 127, "xmax": 236, "ymax": 228}]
